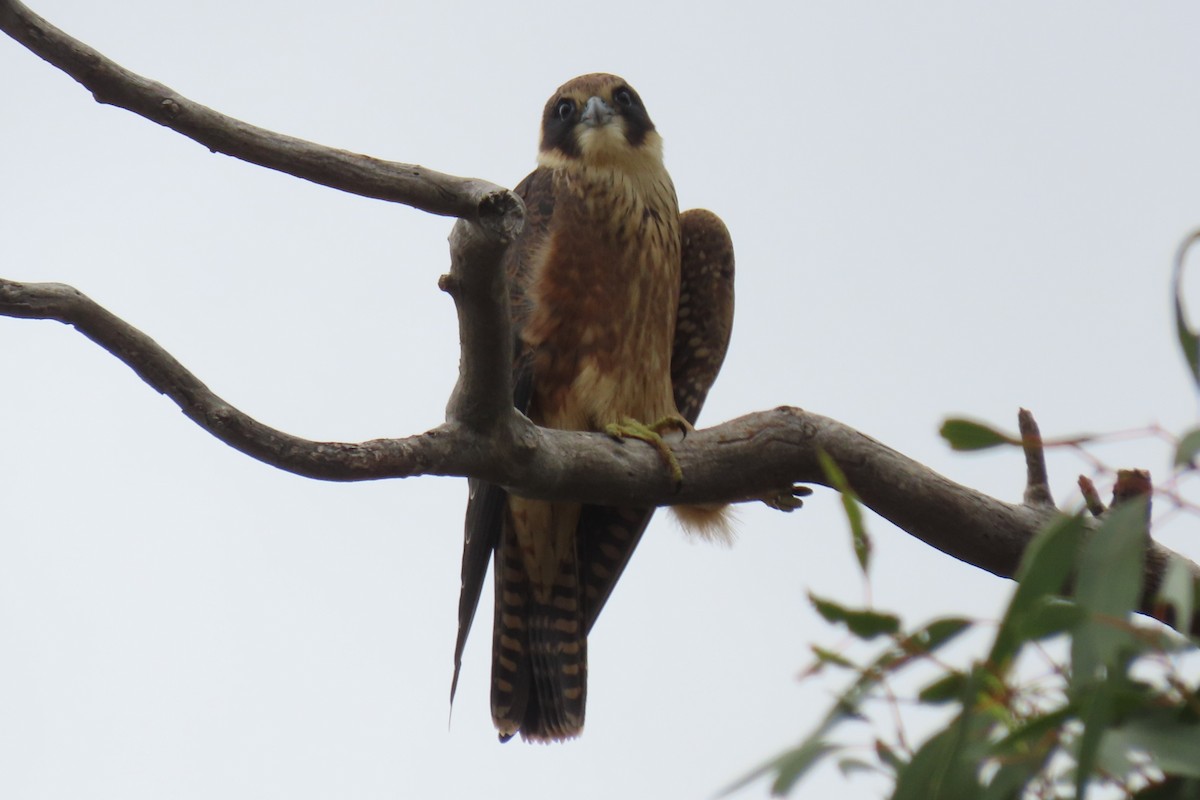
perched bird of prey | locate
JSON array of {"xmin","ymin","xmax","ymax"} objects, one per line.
[{"xmin": 451, "ymin": 73, "xmax": 736, "ymax": 743}]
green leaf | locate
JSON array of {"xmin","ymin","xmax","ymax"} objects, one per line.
[
  {"xmin": 1133, "ymin": 777, "xmax": 1200, "ymax": 799},
  {"xmin": 809, "ymin": 593, "xmax": 901, "ymax": 640},
  {"xmin": 874, "ymin": 739, "xmax": 906, "ymax": 772},
  {"xmin": 769, "ymin": 739, "xmax": 839, "ymax": 796},
  {"xmin": 919, "ymin": 672, "xmax": 968, "ymax": 705},
  {"xmin": 731, "ymin": 606, "xmax": 965, "ymax": 796},
  {"xmin": 723, "ymin": 739, "xmax": 838, "ymax": 797},
  {"xmin": 1016, "ymin": 597, "xmax": 1086, "ymax": 642},
  {"xmin": 913, "ymin": 617, "xmax": 974, "ymax": 653},
  {"xmin": 893, "ymin": 668, "xmax": 994, "ymax": 800},
  {"xmin": 1074, "ymin": 676, "xmax": 1117, "ymax": 800},
  {"xmin": 979, "ymin": 763, "xmax": 1040, "ymax": 800},
  {"xmin": 1156, "ymin": 555, "xmax": 1197, "ymax": 632},
  {"xmin": 809, "ymin": 645, "xmax": 856, "ymax": 671},
  {"xmin": 1072, "ymin": 499, "xmax": 1150, "ymax": 688},
  {"xmin": 817, "ymin": 450, "xmax": 872, "ymax": 574},
  {"xmin": 939, "ymin": 418, "xmax": 1016, "ymax": 451},
  {"xmin": 1175, "ymin": 428, "xmax": 1200, "ymax": 468},
  {"xmin": 1106, "ymin": 718, "xmax": 1200, "ymax": 779},
  {"xmin": 836, "ymin": 758, "xmax": 877, "ymax": 779},
  {"xmin": 991, "ymin": 705, "xmax": 1074, "ymax": 759},
  {"xmin": 1092, "ymin": 714, "xmax": 1140, "ymax": 777},
  {"xmin": 892, "ymin": 713, "xmax": 988, "ymax": 800},
  {"xmin": 981, "ymin": 708, "xmax": 1072, "ymax": 800},
  {"xmin": 1173, "ymin": 230, "xmax": 1200, "ymax": 391},
  {"xmin": 989, "ymin": 514, "xmax": 1087, "ymax": 669},
  {"xmin": 727, "ymin": 638, "xmax": 890, "ymax": 796}
]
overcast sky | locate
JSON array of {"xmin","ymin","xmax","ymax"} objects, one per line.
[{"xmin": 3, "ymin": 2, "xmax": 1200, "ymax": 798}]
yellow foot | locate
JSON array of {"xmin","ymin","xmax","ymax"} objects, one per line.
[
  {"xmin": 757, "ymin": 484, "xmax": 814, "ymax": 512},
  {"xmin": 604, "ymin": 415, "xmax": 688, "ymax": 488}
]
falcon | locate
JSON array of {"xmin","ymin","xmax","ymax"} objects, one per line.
[{"xmin": 451, "ymin": 73, "xmax": 735, "ymax": 743}]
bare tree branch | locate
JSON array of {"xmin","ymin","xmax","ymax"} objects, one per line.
[
  {"xmin": 1020, "ymin": 408, "xmax": 1054, "ymax": 508},
  {"xmin": 3, "ymin": 0, "xmax": 1199, "ymax": 642},
  {"xmin": 0, "ymin": 0, "xmax": 523, "ymax": 239},
  {"xmin": 1079, "ymin": 476, "xmax": 1105, "ymax": 517},
  {"xmin": 440, "ymin": 220, "xmax": 518, "ymax": 434},
  {"xmin": 3, "ymin": 274, "xmax": 1199, "ymax": 634}
]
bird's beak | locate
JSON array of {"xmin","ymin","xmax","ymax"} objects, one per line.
[{"xmin": 580, "ymin": 96, "xmax": 614, "ymax": 128}]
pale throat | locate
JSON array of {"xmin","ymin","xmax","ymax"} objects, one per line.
[{"xmin": 538, "ymin": 126, "xmax": 670, "ymax": 194}]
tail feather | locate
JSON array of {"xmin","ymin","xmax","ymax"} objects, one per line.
[
  {"xmin": 491, "ymin": 509, "xmax": 587, "ymax": 742},
  {"xmin": 524, "ymin": 581, "xmax": 587, "ymax": 741},
  {"xmin": 491, "ymin": 522, "xmax": 531, "ymax": 740},
  {"xmin": 578, "ymin": 505, "xmax": 654, "ymax": 633}
]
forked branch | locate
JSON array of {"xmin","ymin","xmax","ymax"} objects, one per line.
[{"xmin": 2, "ymin": 0, "xmax": 1199, "ymax": 637}]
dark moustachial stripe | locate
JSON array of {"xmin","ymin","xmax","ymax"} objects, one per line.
[
  {"xmin": 539, "ymin": 78, "xmax": 657, "ymax": 158},
  {"xmin": 614, "ymin": 83, "xmax": 654, "ymax": 148},
  {"xmin": 541, "ymin": 95, "xmax": 580, "ymax": 158}
]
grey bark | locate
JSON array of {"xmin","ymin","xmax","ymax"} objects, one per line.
[{"xmin": 2, "ymin": 0, "xmax": 1197, "ymax": 636}]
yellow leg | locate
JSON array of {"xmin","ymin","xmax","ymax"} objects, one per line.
[{"xmin": 604, "ymin": 415, "xmax": 688, "ymax": 487}]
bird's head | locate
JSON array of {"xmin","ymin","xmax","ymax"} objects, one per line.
[{"xmin": 537, "ymin": 73, "xmax": 664, "ymax": 172}]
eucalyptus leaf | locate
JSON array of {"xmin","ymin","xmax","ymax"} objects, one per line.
[
  {"xmin": 1072, "ymin": 499, "xmax": 1149, "ymax": 688},
  {"xmin": 1017, "ymin": 597, "xmax": 1086, "ymax": 642},
  {"xmin": 940, "ymin": 418, "xmax": 1015, "ymax": 451},
  {"xmin": 979, "ymin": 762, "xmax": 1041, "ymax": 800},
  {"xmin": 1173, "ymin": 230, "xmax": 1200, "ymax": 391},
  {"xmin": 809, "ymin": 593, "xmax": 900, "ymax": 640},
  {"xmin": 1156, "ymin": 556, "xmax": 1197, "ymax": 632},
  {"xmin": 809, "ymin": 645, "xmax": 856, "ymax": 671},
  {"xmin": 1132, "ymin": 776, "xmax": 1200, "ymax": 799},
  {"xmin": 918, "ymin": 672, "xmax": 967, "ymax": 705},
  {"xmin": 1174, "ymin": 428, "xmax": 1200, "ymax": 468},
  {"xmin": 989, "ymin": 514, "xmax": 1086, "ymax": 668},
  {"xmin": 817, "ymin": 450, "xmax": 872, "ymax": 574},
  {"xmin": 769, "ymin": 740, "xmax": 839, "ymax": 796},
  {"xmin": 892, "ymin": 713, "xmax": 988, "ymax": 800},
  {"xmin": 1105, "ymin": 719, "xmax": 1200, "ymax": 779},
  {"xmin": 1074, "ymin": 677, "xmax": 1117, "ymax": 800},
  {"xmin": 917, "ymin": 617, "xmax": 973, "ymax": 652},
  {"xmin": 836, "ymin": 758, "xmax": 877, "ymax": 779}
]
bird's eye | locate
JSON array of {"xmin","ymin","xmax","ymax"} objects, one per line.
[
  {"xmin": 614, "ymin": 88, "xmax": 633, "ymax": 108},
  {"xmin": 555, "ymin": 99, "xmax": 574, "ymax": 120}
]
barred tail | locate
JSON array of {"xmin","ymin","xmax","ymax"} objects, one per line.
[
  {"xmin": 491, "ymin": 513, "xmax": 587, "ymax": 742},
  {"xmin": 578, "ymin": 505, "xmax": 653, "ymax": 632}
]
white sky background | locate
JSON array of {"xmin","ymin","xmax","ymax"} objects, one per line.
[{"xmin": 3, "ymin": 2, "xmax": 1200, "ymax": 798}]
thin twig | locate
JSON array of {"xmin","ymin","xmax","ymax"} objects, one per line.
[
  {"xmin": 1078, "ymin": 476, "xmax": 1106, "ymax": 517},
  {"xmin": 1020, "ymin": 408, "xmax": 1054, "ymax": 508}
]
